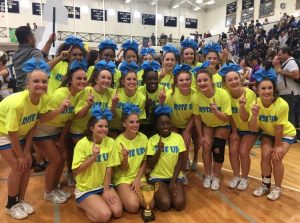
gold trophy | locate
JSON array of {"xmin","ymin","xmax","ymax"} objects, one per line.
[{"xmin": 139, "ymin": 183, "xmax": 159, "ymax": 222}]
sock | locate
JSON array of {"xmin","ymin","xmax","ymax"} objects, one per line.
[
  {"xmin": 262, "ymin": 176, "xmax": 271, "ymax": 189},
  {"xmin": 6, "ymin": 194, "xmax": 19, "ymax": 209}
]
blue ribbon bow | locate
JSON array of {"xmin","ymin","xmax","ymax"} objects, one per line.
[
  {"xmin": 153, "ymin": 104, "xmax": 173, "ymax": 116},
  {"xmin": 252, "ymin": 67, "xmax": 277, "ymax": 83},
  {"xmin": 218, "ymin": 63, "xmax": 241, "ymax": 76},
  {"xmin": 202, "ymin": 42, "xmax": 221, "ymax": 55},
  {"xmin": 22, "ymin": 57, "xmax": 50, "ymax": 74},
  {"xmin": 119, "ymin": 61, "xmax": 140, "ymax": 75},
  {"xmin": 180, "ymin": 38, "xmax": 198, "ymax": 50},
  {"xmin": 140, "ymin": 47, "xmax": 156, "ymax": 57},
  {"xmin": 122, "ymin": 103, "xmax": 141, "ymax": 115},
  {"xmin": 141, "ymin": 60, "xmax": 161, "ymax": 72},
  {"xmin": 191, "ymin": 61, "xmax": 211, "ymax": 74},
  {"xmin": 64, "ymin": 36, "xmax": 84, "ymax": 48},
  {"xmin": 98, "ymin": 39, "xmax": 118, "ymax": 51},
  {"xmin": 69, "ymin": 59, "xmax": 88, "ymax": 72},
  {"xmin": 91, "ymin": 104, "xmax": 113, "ymax": 121},
  {"xmin": 173, "ymin": 63, "xmax": 192, "ymax": 76},
  {"xmin": 121, "ymin": 40, "xmax": 139, "ymax": 52},
  {"xmin": 162, "ymin": 43, "xmax": 180, "ymax": 55},
  {"xmin": 94, "ymin": 59, "xmax": 116, "ymax": 74}
]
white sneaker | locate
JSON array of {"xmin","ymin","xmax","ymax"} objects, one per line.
[
  {"xmin": 19, "ymin": 200, "xmax": 35, "ymax": 214},
  {"xmin": 253, "ymin": 185, "xmax": 270, "ymax": 197},
  {"xmin": 228, "ymin": 177, "xmax": 241, "ymax": 189},
  {"xmin": 44, "ymin": 191, "xmax": 67, "ymax": 204},
  {"xmin": 267, "ymin": 187, "xmax": 281, "ymax": 201},
  {"xmin": 203, "ymin": 175, "xmax": 212, "ymax": 188},
  {"xmin": 211, "ymin": 177, "xmax": 221, "ymax": 191},
  {"xmin": 65, "ymin": 172, "xmax": 76, "ymax": 187},
  {"xmin": 55, "ymin": 189, "xmax": 71, "ymax": 199},
  {"xmin": 6, "ymin": 203, "xmax": 28, "ymax": 220},
  {"xmin": 237, "ymin": 178, "xmax": 249, "ymax": 191}
]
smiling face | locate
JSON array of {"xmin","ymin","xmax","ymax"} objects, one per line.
[
  {"xmin": 91, "ymin": 118, "xmax": 109, "ymax": 140},
  {"xmin": 157, "ymin": 115, "xmax": 171, "ymax": 137},
  {"xmin": 70, "ymin": 69, "xmax": 87, "ymax": 91},
  {"xmin": 206, "ymin": 51, "xmax": 219, "ymax": 67},
  {"xmin": 95, "ymin": 70, "xmax": 112, "ymax": 89},
  {"xmin": 26, "ymin": 70, "xmax": 48, "ymax": 95},
  {"xmin": 176, "ymin": 72, "xmax": 192, "ymax": 92},
  {"xmin": 125, "ymin": 50, "xmax": 138, "ymax": 63},
  {"xmin": 100, "ymin": 48, "xmax": 115, "ymax": 62},
  {"xmin": 162, "ymin": 52, "xmax": 176, "ymax": 72},
  {"xmin": 141, "ymin": 54, "xmax": 154, "ymax": 63},
  {"xmin": 123, "ymin": 71, "xmax": 137, "ymax": 91},
  {"xmin": 182, "ymin": 48, "xmax": 195, "ymax": 65},
  {"xmin": 144, "ymin": 70, "xmax": 158, "ymax": 93},
  {"xmin": 225, "ymin": 71, "xmax": 242, "ymax": 91},
  {"xmin": 257, "ymin": 79, "xmax": 274, "ymax": 100},
  {"xmin": 196, "ymin": 72, "xmax": 213, "ymax": 93},
  {"xmin": 123, "ymin": 113, "xmax": 140, "ymax": 135},
  {"xmin": 69, "ymin": 47, "xmax": 84, "ymax": 62}
]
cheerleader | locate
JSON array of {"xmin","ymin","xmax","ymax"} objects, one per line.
[
  {"xmin": 137, "ymin": 47, "xmax": 156, "ymax": 86},
  {"xmin": 112, "ymin": 103, "xmax": 148, "ymax": 213},
  {"xmin": 34, "ymin": 59, "xmax": 87, "ymax": 203},
  {"xmin": 147, "ymin": 105, "xmax": 186, "ymax": 211},
  {"xmin": 72, "ymin": 105, "xmax": 122, "ymax": 222},
  {"xmin": 219, "ymin": 63, "xmax": 257, "ymax": 190},
  {"xmin": 0, "ymin": 58, "xmax": 49, "ymax": 219},
  {"xmin": 249, "ymin": 68, "xmax": 296, "ymax": 200},
  {"xmin": 192, "ymin": 65, "xmax": 232, "ymax": 190}
]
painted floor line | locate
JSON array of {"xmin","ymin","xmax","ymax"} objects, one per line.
[{"xmin": 53, "ymin": 202, "xmax": 60, "ymax": 223}]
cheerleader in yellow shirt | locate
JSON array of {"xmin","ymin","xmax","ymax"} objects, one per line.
[
  {"xmin": 192, "ymin": 67, "xmax": 232, "ymax": 191},
  {"xmin": 109, "ymin": 61, "xmax": 146, "ymax": 137},
  {"xmin": 159, "ymin": 43, "xmax": 179, "ymax": 90},
  {"xmin": 249, "ymin": 68, "xmax": 296, "ymax": 201},
  {"xmin": 219, "ymin": 63, "xmax": 258, "ymax": 191},
  {"xmin": 70, "ymin": 59, "xmax": 116, "ymax": 141},
  {"xmin": 112, "ymin": 103, "xmax": 148, "ymax": 213},
  {"xmin": 137, "ymin": 47, "xmax": 156, "ymax": 87},
  {"xmin": 34, "ymin": 59, "xmax": 88, "ymax": 204},
  {"xmin": 147, "ymin": 105, "xmax": 186, "ymax": 211},
  {"xmin": 0, "ymin": 57, "xmax": 49, "ymax": 219},
  {"xmin": 47, "ymin": 36, "xmax": 87, "ymax": 93},
  {"xmin": 72, "ymin": 105, "xmax": 122, "ymax": 222}
]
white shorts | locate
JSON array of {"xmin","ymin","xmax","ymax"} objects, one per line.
[
  {"xmin": 0, "ymin": 136, "xmax": 25, "ymax": 150},
  {"xmin": 34, "ymin": 123, "xmax": 62, "ymax": 141}
]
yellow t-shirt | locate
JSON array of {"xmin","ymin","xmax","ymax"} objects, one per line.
[
  {"xmin": 137, "ymin": 69, "xmax": 144, "ymax": 87},
  {"xmin": 192, "ymin": 87, "xmax": 232, "ymax": 127},
  {"xmin": 212, "ymin": 73, "xmax": 223, "ymax": 88},
  {"xmin": 70, "ymin": 86, "xmax": 113, "ymax": 134},
  {"xmin": 108, "ymin": 88, "xmax": 146, "ymax": 130},
  {"xmin": 48, "ymin": 61, "xmax": 69, "ymax": 93},
  {"xmin": 147, "ymin": 133, "xmax": 186, "ymax": 179},
  {"xmin": 165, "ymin": 87, "xmax": 194, "ymax": 128},
  {"xmin": 159, "ymin": 71, "xmax": 174, "ymax": 90},
  {"xmin": 112, "ymin": 132, "xmax": 147, "ymax": 185},
  {"xmin": 72, "ymin": 136, "xmax": 120, "ymax": 192},
  {"xmin": 0, "ymin": 90, "xmax": 48, "ymax": 137},
  {"xmin": 86, "ymin": 65, "xmax": 94, "ymax": 81},
  {"xmin": 249, "ymin": 97, "xmax": 296, "ymax": 137},
  {"xmin": 43, "ymin": 87, "xmax": 78, "ymax": 127},
  {"xmin": 229, "ymin": 88, "xmax": 256, "ymax": 131}
]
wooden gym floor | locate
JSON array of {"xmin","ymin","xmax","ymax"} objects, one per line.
[{"xmin": 0, "ymin": 143, "xmax": 300, "ymax": 223}]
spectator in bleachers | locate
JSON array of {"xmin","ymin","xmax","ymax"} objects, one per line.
[
  {"xmin": 286, "ymin": 29, "xmax": 300, "ymax": 52},
  {"xmin": 151, "ymin": 33, "xmax": 156, "ymax": 46},
  {"xmin": 279, "ymin": 30, "xmax": 288, "ymax": 48},
  {"xmin": 180, "ymin": 35, "xmax": 185, "ymax": 42}
]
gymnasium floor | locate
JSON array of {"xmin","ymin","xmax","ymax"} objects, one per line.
[{"xmin": 1, "ymin": 144, "xmax": 300, "ymax": 223}]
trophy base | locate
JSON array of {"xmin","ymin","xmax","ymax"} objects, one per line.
[{"xmin": 141, "ymin": 209, "xmax": 155, "ymax": 222}]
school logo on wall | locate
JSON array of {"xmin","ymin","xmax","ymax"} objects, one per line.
[{"xmin": 0, "ymin": 0, "xmax": 19, "ymax": 13}]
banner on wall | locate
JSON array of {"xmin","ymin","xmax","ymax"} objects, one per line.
[
  {"xmin": 185, "ymin": 18, "xmax": 197, "ymax": 29},
  {"xmin": 32, "ymin": 2, "xmax": 44, "ymax": 16},
  {"xmin": 0, "ymin": 0, "xmax": 19, "ymax": 13},
  {"xmin": 259, "ymin": 0, "xmax": 275, "ymax": 18},
  {"xmin": 241, "ymin": 0, "xmax": 254, "ymax": 23},
  {"xmin": 164, "ymin": 16, "xmax": 177, "ymax": 27},
  {"xmin": 142, "ymin": 14, "xmax": 156, "ymax": 25},
  {"xmin": 91, "ymin": 9, "xmax": 107, "ymax": 21},
  {"xmin": 225, "ymin": 1, "xmax": 237, "ymax": 27},
  {"xmin": 242, "ymin": 0, "xmax": 254, "ymax": 10},
  {"xmin": 65, "ymin": 6, "xmax": 80, "ymax": 19},
  {"xmin": 118, "ymin": 12, "xmax": 131, "ymax": 23}
]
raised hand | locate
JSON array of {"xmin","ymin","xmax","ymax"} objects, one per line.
[
  {"xmin": 92, "ymin": 139, "xmax": 100, "ymax": 158},
  {"xmin": 59, "ymin": 94, "xmax": 71, "ymax": 112},
  {"xmin": 120, "ymin": 143, "xmax": 128, "ymax": 158},
  {"xmin": 210, "ymin": 98, "xmax": 218, "ymax": 113},
  {"xmin": 239, "ymin": 90, "xmax": 247, "ymax": 107},
  {"xmin": 87, "ymin": 89, "xmax": 94, "ymax": 106},
  {"xmin": 158, "ymin": 136, "xmax": 164, "ymax": 152},
  {"xmin": 159, "ymin": 86, "xmax": 166, "ymax": 105},
  {"xmin": 112, "ymin": 88, "xmax": 119, "ymax": 105},
  {"xmin": 251, "ymin": 98, "xmax": 260, "ymax": 117},
  {"xmin": 60, "ymin": 45, "xmax": 73, "ymax": 60}
]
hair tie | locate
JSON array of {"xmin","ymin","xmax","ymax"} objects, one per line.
[
  {"xmin": 172, "ymin": 63, "xmax": 191, "ymax": 76},
  {"xmin": 94, "ymin": 59, "xmax": 116, "ymax": 74},
  {"xmin": 141, "ymin": 60, "xmax": 161, "ymax": 72},
  {"xmin": 91, "ymin": 104, "xmax": 113, "ymax": 121},
  {"xmin": 180, "ymin": 39, "xmax": 198, "ymax": 50},
  {"xmin": 69, "ymin": 59, "xmax": 88, "ymax": 72},
  {"xmin": 119, "ymin": 61, "xmax": 140, "ymax": 75},
  {"xmin": 140, "ymin": 47, "xmax": 156, "ymax": 57},
  {"xmin": 153, "ymin": 104, "xmax": 173, "ymax": 116},
  {"xmin": 218, "ymin": 63, "xmax": 241, "ymax": 76},
  {"xmin": 122, "ymin": 103, "xmax": 141, "ymax": 115},
  {"xmin": 22, "ymin": 57, "xmax": 50, "ymax": 75},
  {"xmin": 121, "ymin": 40, "xmax": 139, "ymax": 52},
  {"xmin": 98, "ymin": 39, "xmax": 118, "ymax": 51},
  {"xmin": 252, "ymin": 67, "xmax": 277, "ymax": 83},
  {"xmin": 202, "ymin": 41, "xmax": 221, "ymax": 55},
  {"xmin": 162, "ymin": 43, "xmax": 180, "ymax": 55},
  {"xmin": 64, "ymin": 36, "xmax": 84, "ymax": 48}
]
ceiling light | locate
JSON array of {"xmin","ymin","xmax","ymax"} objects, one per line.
[
  {"xmin": 125, "ymin": 0, "xmax": 131, "ymax": 3},
  {"xmin": 195, "ymin": 0, "xmax": 203, "ymax": 3},
  {"xmin": 193, "ymin": 6, "xmax": 200, "ymax": 11},
  {"xmin": 206, "ymin": 0, "xmax": 215, "ymax": 5},
  {"xmin": 172, "ymin": 4, "xmax": 179, "ymax": 8},
  {"xmin": 150, "ymin": 0, "xmax": 157, "ymax": 5}
]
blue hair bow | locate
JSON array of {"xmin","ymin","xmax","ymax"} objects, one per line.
[
  {"xmin": 22, "ymin": 57, "xmax": 50, "ymax": 74},
  {"xmin": 69, "ymin": 59, "xmax": 88, "ymax": 72},
  {"xmin": 218, "ymin": 63, "xmax": 241, "ymax": 76},
  {"xmin": 140, "ymin": 47, "xmax": 156, "ymax": 57},
  {"xmin": 202, "ymin": 42, "xmax": 221, "ymax": 55},
  {"xmin": 153, "ymin": 104, "xmax": 173, "ymax": 116},
  {"xmin": 64, "ymin": 36, "xmax": 84, "ymax": 48},
  {"xmin": 98, "ymin": 39, "xmax": 118, "ymax": 51},
  {"xmin": 173, "ymin": 63, "xmax": 192, "ymax": 76},
  {"xmin": 191, "ymin": 61, "xmax": 211, "ymax": 74},
  {"xmin": 141, "ymin": 60, "xmax": 161, "ymax": 72},
  {"xmin": 94, "ymin": 59, "xmax": 116, "ymax": 74},
  {"xmin": 119, "ymin": 61, "xmax": 140, "ymax": 75},
  {"xmin": 121, "ymin": 40, "xmax": 139, "ymax": 52},
  {"xmin": 252, "ymin": 67, "xmax": 277, "ymax": 83},
  {"xmin": 180, "ymin": 39, "xmax": 198, "ymax": 50},
  {"xmin": 122, "ymin": 103, "xmax": 141, "ymax": 115},
  {"xmin": 162, "ymin": 43, "xmax": 180, "ymax": 55},
  {"xmin": 91, "ymin": 104, "xmax": 113, "ymax": 121}
]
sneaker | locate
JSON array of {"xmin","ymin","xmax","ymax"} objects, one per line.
[
  {"xmin": 182, "ymin": 173, "xmax": 188, "ymax": 186},
  {"xmin": 44, "ymin": 191, "xmax": 67, "ymax": 204},
  {"xmin": 55, "ymin": 189, "xmax": 71, "ymax": 199},
  {"xmin": 211, "ymin": 177, "xmax": 221, "ymax": 191},
  {"xmin": 34, "ymin": 162, "xmax": 46, "ymax": 173},
  {"xmin": 228, "ymin": 177, "xmax": 241, "ymax": 189},
  {"xmin": 6, "ymin": 203, "xmax": 28, "ymax": 220},
  {"xmin": 191, "ymin": 161, "xmax": 197, "ymax": 172},
  {"xmin": 203, "ymin": 175, "xmax": 212, "ymax": 189},
  {"xmin": 237, "ymin": 178, "xmax": 249, "ymax": 191},
  {"xmin": 252, "ymin": 185, "xmax": 270, "ymax": 197},
  {"xmin": 267, "ymin": 187, "xmax": 281, "ymax": 201},
  {"xmin": 19, "ymin": 200, "xmax": 35, "ymax": 214},
  {"xmin": 65, "ymin": 172, "xmax": 75, "ymax": 187}
]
